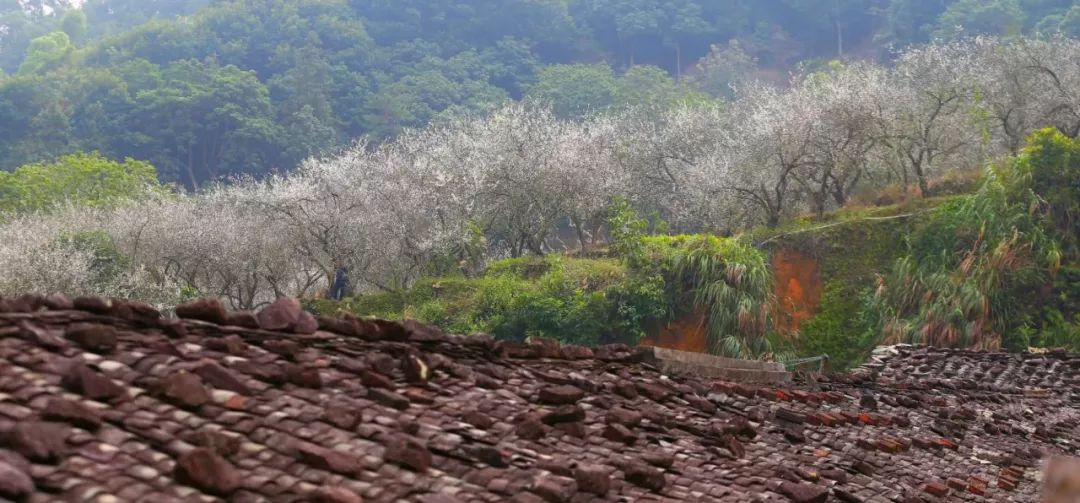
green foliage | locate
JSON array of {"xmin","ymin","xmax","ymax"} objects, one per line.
[
  {"xmin": 484, "ymin": 255, "xmax": 552, "ymax": 279},
  {"xmin": 1020, "ymin": 128, "xmax": 1080, "ymax": 249},
  {"xmin": 786, "ymin": 283, "xmax": 880, "ymax": 371},
  {"xmin": 123, "ymin": 59, "xmax": 280, "ymax": 188},
  {"xmin": 81, "ymin": 0, "xmax": 212, "ymax": 40},
  {"xmin": 363, "ymin": 66, "xmax": 509, "ymax": 139},
  {"xmin": 687, "ymin": 41, "xmax": 757, "ymax": 99},
  {"xmin": 607, "ymin": 196, "xmax": 648, "ymax": 262},
  {"xmin": 526, "ymin": 63, "xmax": 617, "ymax": 119},
  {"xmin": 17, "ymin": 31, "xmax": 72, "ymax": 75},
  {"xmin": 53, "ymin": 230, "xmax": 129, "ymax": 287},
  {"xmin": 646, "ymin": 234, "xmax": 777, "ymax": 359},
  {"xmin": 613, "ymin": 65, "xmax": 699, "ymax": 111},
  {"xmin": 609, "ymin": 203, "xmax": 776, "ymax": 358},
  {"xmin": 748, "ymin": 129, "xmax": 1080, "ymax": 365},
  {"xmin": 0, "ymin": 152, "xmax": 165, "ymax": 214},
  {"xmin": 871, "ymin": 133, "xmax": 1069, "ymax": 351},
  {"xmin": 314, "ymin": 255, "xmax": 643, "ymax": 346},
  {"xmin": 0, "ymin": 0, "xmax": 1074, "ymax": 182},
  {"xmin": 878, "ymin": 0, "xmax": 950, "ymax": 45},
  {"xmin": 60, "ymin": 10, "xmax": 87, "ymax": 45},
  {"xmin": 315, "ymin": 231, "xmax": 773, "ymax": 357},
  {"xmin": 755, "ymin": 193, "xmax": 934, "ymax": 369},
  {"xmin": 526, "ymin": 64, "xmax": 707, "ymax": 119},
  {"xmin": 932, "ymin": 0, "xmax": 1026, "ymax": 39}
]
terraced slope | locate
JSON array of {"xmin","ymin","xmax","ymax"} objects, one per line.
[{"xmin": 0, "ymin": 295, "xmax": 1077, "ymax": 502}]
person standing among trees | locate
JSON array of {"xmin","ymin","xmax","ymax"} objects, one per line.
[{"xmin": 331, "ymin": 263, "xmax": 350, "ymax": 300}]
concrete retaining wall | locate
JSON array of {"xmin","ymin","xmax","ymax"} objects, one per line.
[{"xmin": 643, "ymin": 346, "xmax": 792, "ymax": 384}]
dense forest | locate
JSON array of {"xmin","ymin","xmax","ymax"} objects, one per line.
[{"xmin": 2, "ymin": 0, "xmax": 1080, "ymax": 187}]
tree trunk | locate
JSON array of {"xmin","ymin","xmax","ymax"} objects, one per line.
[
  {"xmin": 675, "ymin": 43, "xmax": 682, "ymax": 81},
  {"xmin": 186, "ymin": 149, "xmax": 199, "ymax": 191},
  {"xmin": 816, "ymin": 175, "xmax": 829, "ymax": 218},
  {"xmin": 835, "ymin": 19, "xmax": 844, "ymax": 57},
  {"xmin": 916, "ymin": 167, "xmax": 930, "ymax": 198},
  {"xmin": 571, "ymin": 217, "xmax": 588, "ymax": 254},
  {"xmin": 589, "ymin": 216, "xmax": 602, "ymax": 246}
]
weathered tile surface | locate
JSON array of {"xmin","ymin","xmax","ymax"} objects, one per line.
[{"xmin": 0, "ymin": 295, "xmax": 1077, "ymax": 502}]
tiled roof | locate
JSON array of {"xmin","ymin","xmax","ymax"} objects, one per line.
[{"xmin": 0, "ymin": 294, "xmax": 1078, "ymax": 502}]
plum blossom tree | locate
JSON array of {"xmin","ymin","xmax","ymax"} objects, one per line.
[
  {"xmin": 613, "ymin": 103, "xmax": 728, "ymax": 231},
  {"xmin": 1021, "ymin": 36, "xmax": 1080, "ymax": 139},
  {"xmin": 722, "ymin": 82, "xmax": 821, "ymax": 227},
  {"xmin": 3, "ymin": 37, "xmax": 1080, "ymax": 307},
  {"xmin": 874, "ymin": 41, "xmax": 986, "ymax": 197}
]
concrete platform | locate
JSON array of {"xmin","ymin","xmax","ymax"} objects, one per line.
[{"xmin": 642, "ymin": 346, "xmax": 793, "ymax": 384}]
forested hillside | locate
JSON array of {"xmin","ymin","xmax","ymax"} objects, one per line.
[
  {"xmin": 2, "ymin": 33, "xmax": 1080, "ymax": 366},
  {"xmin": 2, "ymin": 0, "xmax": 1079, "ymax": 187},
  {"xmin": 3, "ymin": 1, "xmax": 1080, "ymax": 366}
]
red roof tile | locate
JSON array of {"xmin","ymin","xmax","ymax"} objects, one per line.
[{"xmin": 0, "ymin": 296, "xmax": 1078, "ymax": 502}]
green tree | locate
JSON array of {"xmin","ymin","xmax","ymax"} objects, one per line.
[
  {"xmin": 1022, "ymin": 128, "xmax": 1080, "ymax": 247},
  {"xmin": 526, "ymin": 63, "xmax": 617, "ymax": 118},
  {"xmin": 0, "ymin": 152, "xmax": 165, "ymax": 214},
  {"xmin": 932, "ymin": 0, "xmax": 1026, "ymax": 39},
  {"xmin": 570, "ymin": 0, "xmax": 729, "ymax": 71},
  {"xmin": 82, "ymin": 0, "xmax": 211, "ymax": 38},
  {"xmin": 349, "ymin": 0, "xmax": 580, "ymax": 61},
  {"xmin": 269, "ymin": 45, "xmax": 343, "ymax": 162},
  {"xmin": 877, "ymin": 0, "xmax": 950, "ymax": 45},
  {"xmin": 0, "ymin": 72, "xmax": 85, "ymax": 168},
  {"xmin": 614, "ymin": 65, "xmax": 684, "ymax": 110},
  {"xmin": 687, "ymin": 40, "xmax": 757, "ymax": 99},
  {"xmin": 781, "ymin": 0, "xmax": 877, "ymax": 56},
  {"xmin": 363, "ymin": 66, "xmax": 508, "ymax": 139},
  {"xmin": 123, "ymin": 60, "xmax": 280, "ymax": 188},
  {"xmin": 17, "ymin": 31, "xmax": 73, "ymax": 75},
  {"xmin": 60, "ymin": 9, "xmax": 86, "ymax": 45}
]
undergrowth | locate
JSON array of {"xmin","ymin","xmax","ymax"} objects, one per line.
[
  {"xmin": 312, "ymin": 222, "xmax": 778, "ymax": 359},
  {"xmin": 871, "ymin": 129, "xmax": 1075, "ymax": 352},
  {"xmin": 311, "ymin": 129, "xmax": 1080, "ymax": 367}
]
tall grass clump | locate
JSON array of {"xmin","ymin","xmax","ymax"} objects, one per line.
[
  {"xmin": 871, "ymin": 129, "xmax": 1069, "ymax": 350},
  {"xmin": 645, "ymin": 235, "xmax": 775, "ymax": 359}
]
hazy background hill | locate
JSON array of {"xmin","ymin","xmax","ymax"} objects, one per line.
[{"xmin": 2, "ymin": 0, "xmax": 1078, "ymax": 186}]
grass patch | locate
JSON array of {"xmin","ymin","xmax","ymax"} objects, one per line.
[{"xmin": 314, "ymin": 233, "xmax": 776, "ymax": 358}]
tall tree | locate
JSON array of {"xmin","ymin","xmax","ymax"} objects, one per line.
[
  {"xmin": 932, "ymin": 0, "xmax": 1026, "ymax": 39},
  {"xmin": 123, "ymin": 60, "xmax": 280, "ymax": 188},
  {"xmin": 17, "ymin": 30, "xmax": 71, "ymax": 74},
  {"xmin": 877, "ymin": 0, "xmax": 950, "ymax": 45},
  {"xmin": 82, "ymin": 0, "xmax": 211, "ymax": 38},
  {"xmin": 525, "ymin": 63, "xmax": 617, "ymax": 119},
  {"xmin": 781, "ymin": 0, "xmax": 877, "ymax": 57}
]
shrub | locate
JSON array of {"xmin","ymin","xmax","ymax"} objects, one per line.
[
  {"xmin": 644, "ymin": 235, "xmax": 776, "ymax": 359},
  {"xmin": 871, "ymin": 135, "xmax": 1064, "ymax": 350},
  {"xmin": 786, "ymin": 282, "xmax": 879, "ymax": 371},
  {"xmin": 1021, "ymin": 128, "xmax": 1080, "ymax": 248},
  {"xmin": 0, "ymin": 152, "xmax": 166, "ymax": 215},
  {"xmin": 315, "ymin": 232, "xmax": 775, "ymax": 357},
  {"xmin": 54, "ymin": 230, "xmax": 129, "ymax": 288}
]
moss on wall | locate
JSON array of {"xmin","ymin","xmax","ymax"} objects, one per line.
[{"xmin": 757, "ymin": 203, "xmax": 944, "ymax": 370}]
